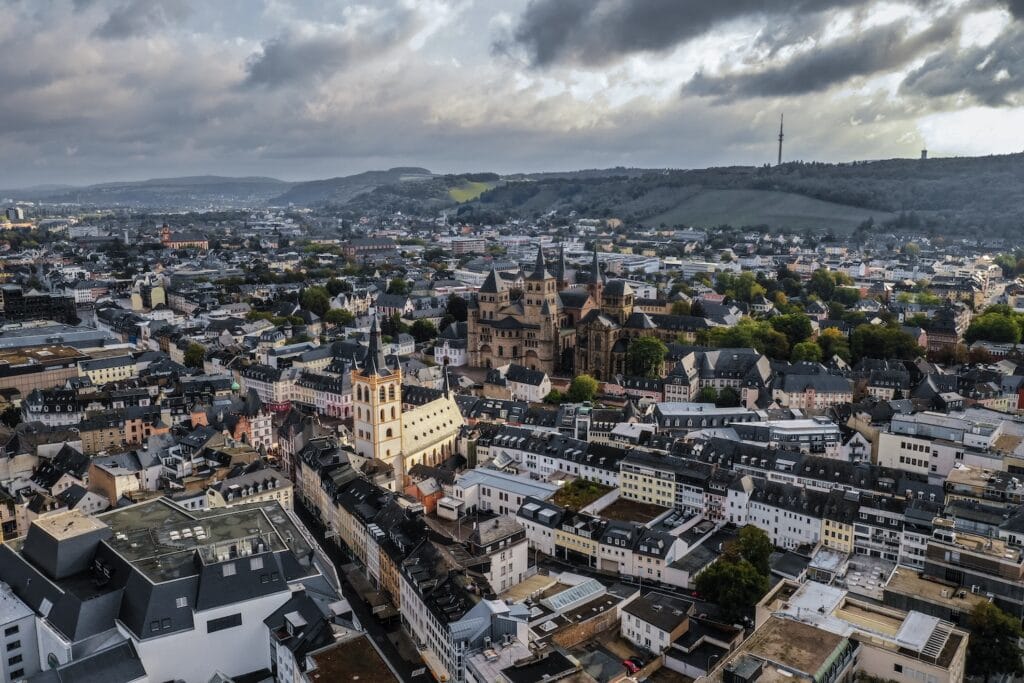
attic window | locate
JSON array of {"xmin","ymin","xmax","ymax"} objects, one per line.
[{"xmin": 223, "ymin": 563, "xmax": 237, "ymax": 577}]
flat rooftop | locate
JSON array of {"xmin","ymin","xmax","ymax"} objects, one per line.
[
  {"xmin": 0, "ymin": 344, "xmax": 86, "ymax": 366},
  {"xmin": 712, "ymin": 616, "xmax": 845, "ymax": 682},
  {"xmin": 500, "ymin": 573, "xmax": 557, "ymax": 603},
  {"xmin": 884, "ymin": 569, "xmax": 989, "ymax": 611},
  {"xmin": 100, "ymin": 498, "xmax": 317, "ymax": 583},
  {"xmin": 933, "ymin": 527, "xmax": 1021, "ymax": 562},
  {"xmin": 307, "ymin": 634, "xmax": 399, "ymax": 683},
  {"xmin": 768, "ymin": 580, "xmax": 962, "ymax": 664},
  {"xmin": 598, "ymin": 498, "xmax": 667, "ymax": 523},
  {"xmin": 34, "ymin": 511, "xmax": 107, "ymax": 541}
]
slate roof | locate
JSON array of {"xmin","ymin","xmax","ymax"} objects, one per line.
[{"xmin": 506, "ymin": 364, "xmax": 547, "ymax": 387}]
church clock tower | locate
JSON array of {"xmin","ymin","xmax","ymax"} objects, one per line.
[{"xmin": 351, "ymin": 315, "xmax": 403, "ymax": 475}]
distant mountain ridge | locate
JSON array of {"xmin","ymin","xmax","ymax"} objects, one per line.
[
  {"xmin": 3, "ymin": 175, "xmax": 293, "ymax": 207},
  {"xmin": 3, "ymin": 153, "xmax": 1022, "ymax": 236},
  {"xmin": 272, "ymin": 167, "xmax": 434, "ymax": 205}
]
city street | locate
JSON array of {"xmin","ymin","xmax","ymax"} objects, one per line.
[{"xmin": 294, "ymin": 501, "xmax": 425, "ymax": 683}]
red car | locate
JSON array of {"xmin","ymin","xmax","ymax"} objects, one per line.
[{"xmin": 623, "ymin": 659, "xmax": 641, "ymax": 674}]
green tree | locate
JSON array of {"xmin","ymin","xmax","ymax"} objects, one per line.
[
  {"xmin": 567, "ymin": 375, "xmax": 599, "ymax": 403},
  {"xmin": 792, "ymin": 341, "xmax": 823, "ymax": 362},
  {"xmin": 324, "ymin": 309, "xmax": 354, "ymax": 326},
  {"xmin": 831, "ymin": 286, "xmax": 860, "ymax": 306},
  {"xmin": 698, "ymin": 387, "xmax": 719, "ymax": 403},
  {"xmin": 300, "ymin": 286, "xmax": 331, "ymax": 317},
  {"xmin": 446, "ymin": 294, "xmax": 469, "ymax": 323},
  {"xmin": 965, "ymin": 312, "xmax": 1021, "ymax": 344},
  {"xmin": 716, "ymin": 386, "xmax": 740, "ymax": 407},
  {"xmin": 702, "ymin": 319, "xmax": 790, "ymax": 360},
  {"xmin": 966, "ymin": 601, "xmax": 1024, "ymax": 680},
  {"xmin": 410, "ymin": 319, "xmax": 438, "ymax": 344},
  {"xmin": 325, "ymin": 278, "xmax": 352, "ymax": 296},
  {"xmin": 543, "ymin": 389, "xmax": 565, "ymax": 404},
  {"xmin": 770, "ymin": 314, "xmax": 814, "ymax": 345},
  {"xmin": 183, "ymin": 343, "xmax": 206, "ymax": 369},
  {"xmin": 694, "ymin": 558, "xmax": 769, "ymax": 624},
  {"xmin": 670, "ymin": 300, "xmax": 691, "ymax": 316},
  {"xmin": 387, "ymin": 277, "xmax": 410, "ymax": 295},
  {"xmin": 716, "ymin": 271, "xmax": 765, "ymax": 303},
  {"xmin": 817, "ymin": 327, "xmax": 851, "ymax": 362},
  {"xmin": 808, "ymin": 269, "xmax": 837, "ymax": 300},
  {"xmin": 729, "ymin": 526, "xmax": 773, "ymax": 577},
  {"xmin": 381, "ymin": 313, "xmax": 409, "ymax": 337},
  {"xmin": 850, "ymin": 324, "xmax": 921, "ymax": 362},
  {"xmin": 627, "ymin": 335, "xmax": 668, "ymax": 378}
]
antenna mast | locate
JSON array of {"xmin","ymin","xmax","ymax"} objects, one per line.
[{"xmin": 777, "ymin": 114, "xmax": 784, "ymax": 166}]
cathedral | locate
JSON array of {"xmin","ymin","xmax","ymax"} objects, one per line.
[
  {"xmin": 467, "ymin": 246, "xmax": 711, "ymax": 380},
  {"xmin": 351, "ymin": 316, "xmax": 463, "ymax": 487}
]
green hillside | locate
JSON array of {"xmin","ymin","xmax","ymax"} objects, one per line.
[
  {"xmin": 470, "ymin": 153, "xmax": 1024, "ymax": 236},
  {"xmin": 448, "ymin": 180, "xmax": 496, "ymax": 203},
  {"xmin": 644, "ymin": 188, "xmax": 895, "ymax": 232}
]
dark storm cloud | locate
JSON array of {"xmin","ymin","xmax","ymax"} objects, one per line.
[
  {"xmin": 244, "ymin": 30, "xmax": 360, "ymax": 87},
  {"xmin": 244, "ymin": 6, "xmax": 422, "ymax": 88},
  {"xmin": 900, "ymin": 23, "xmax": 1024, "ymax": 106},
  {"xmin": 685, "ymin": 16, "xmax": 959, "ymax": 101},
  {"xmin": 502, "ymin": 0, "xmax": 869, "ymax": 67},
  {"xmin": 94, "ymin": 0, "xmax": 191, "ymax": 39},
  {"xmin": 1007, "ymin": 0, "xmax": 1024, "ymax": 19}
]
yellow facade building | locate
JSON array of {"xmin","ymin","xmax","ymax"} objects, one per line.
[{"xmin": 352, "ymin": 316, "xmax": 463, "ymax": 487}]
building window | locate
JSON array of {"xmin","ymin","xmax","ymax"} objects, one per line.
[
  {"xmin": 222, "ymin": 563, "xmax": 236, "ymax": 577},
  {"xmin": 207, "ymin": 613, "xmax": 242, "ymax": 633},
  {"xmin": 3, "ymin": 626, "xmax": 16, "ymax": 637},
  {"xmin": 175, "ymin": 597, "xmax": 188, "ymax": 608}
]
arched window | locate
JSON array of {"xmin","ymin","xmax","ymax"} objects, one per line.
[
  {"xmin": 386, "ymin": 428, "xmax": 393, "ymax": 438},
  {"xmin": 388, "ymin": 385, "xmax": 396, "ymax": 401},
  {"xmin": 391, "ymin": 407, "xmax": 396, "ymax": 419},
  {"xmin": 380, "ymin": 409, "xmax": 385, "ymax": 421},
  {"xmin": 379, "ymin": 387, "xmax": 386, "ymax": 401}
]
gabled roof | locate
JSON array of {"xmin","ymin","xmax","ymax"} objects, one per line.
[
  {"xmin": 479, "ymin": 267, "xmax": 506, "ymax": 294},
  {"xmin": 526, "ymin": 247, "xmax": 552, "ymax": 281}
]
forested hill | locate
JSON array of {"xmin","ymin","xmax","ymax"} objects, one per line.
[{"xmin": 462, "ymin": 153, "xmax": 1024, "ymax": 236}]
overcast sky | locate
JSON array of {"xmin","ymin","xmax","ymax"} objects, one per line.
[{"xmin": 1, "ymin": 0, "xmax": 1021, "ymax": 187}]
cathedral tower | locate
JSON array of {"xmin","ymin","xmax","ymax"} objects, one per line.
[
  {"xmin": 554, "ymin": 242, "xmax": 572, "ymax": 290},
  {"xmin": 524, "ymin": 247, "xmax": 558, "ymax": 317},
  {"xmin": 586, "ymin": 246, "xmax": 605, "ymax": 306},
  {"xmin": 352, "ymin": 315, "xmax": 403, "ymax": 470}
]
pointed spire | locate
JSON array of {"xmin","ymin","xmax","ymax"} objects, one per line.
[
  {"xmin": 442, "ymin": 365, "xmax": 451, "ymax": 398},
  {"xmin": 480, "ymin": 266, "xmax": 506, "ymax": 293},
  {"xmin": 365, "ymin": 313, "xmax": 388, "ymax": 376},
  {"xmin": 589, "ymin": 246, "xmax": 603, "ymax": 285},
  {"xmin": 527, "ymin": 246, "xmax": 551, "ymax": 281}
]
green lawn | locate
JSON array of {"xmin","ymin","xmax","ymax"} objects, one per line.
[
  {"xmin": 448, "ymin": 181, "xmax": 495, "ymax": 203},
  {"xmin": 644, "ymin": 188, "xmax": 895, "ymax": 233},
  {"xmin": 552, "ymin": 479, "xmax": 613, "ymax": 511}
]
